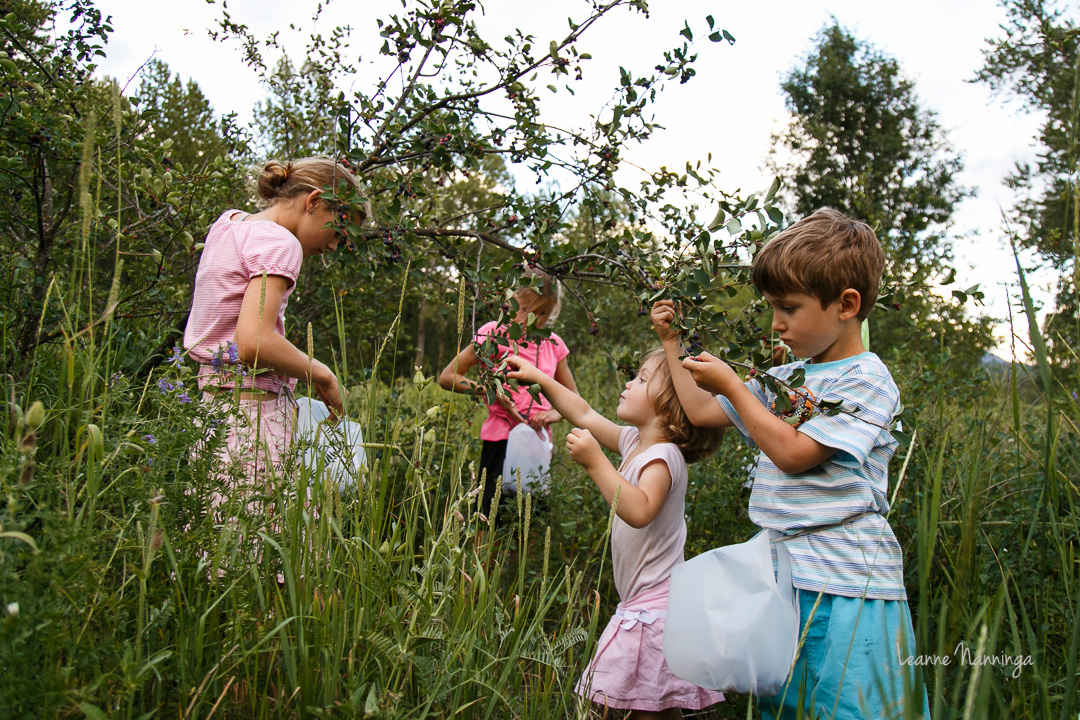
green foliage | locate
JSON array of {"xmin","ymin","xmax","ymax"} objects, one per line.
[
  {"xmin": 767, "ymin": 22, "xmax": 993, "ymax": 371},
  {"xmin": 3, "ymin": 1, "xmax": 1079, "ymax": 718},
  {"xmin": 977, "ymin": 0, "xmax": 1080, "ymax": 376}
]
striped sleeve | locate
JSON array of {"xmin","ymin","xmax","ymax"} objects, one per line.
[
  {"xmin": 242, "ymin": 229, "xmax": 303, "ymax": 287},
  {"xmin": 797, "ymin": 372, "xmax": 899, "ymax": 468}
]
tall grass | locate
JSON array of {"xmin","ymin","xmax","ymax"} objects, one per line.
[{"xmin": 2, "ymin": 116, "xmax": 1080, "ymax": 719}]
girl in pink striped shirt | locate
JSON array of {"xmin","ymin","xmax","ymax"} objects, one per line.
[{"xmin": 184, "ymin": 157, "xmax": 365, "ymax": 520}]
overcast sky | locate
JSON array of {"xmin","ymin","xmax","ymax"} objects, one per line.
[{"xmin": 93, "ymin": 0, "xmax": 1060, "ymax": 356}]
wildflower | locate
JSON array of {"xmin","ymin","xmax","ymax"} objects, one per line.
[
  {"xmin": 157, "ymin": 378, "xmax": 175, "ymax": 393},
  {"xmin": 167, "ymin": 345, "xmax": 184, "ymax": 366},
  {"xmin": 143, "ymin": 434, "xmax": 156, "ymax": 445},
  {"xmin": 227, "ymin": 341, "xmax": 239, "ymax": 364},
  {"xmin": 178, "ymin": 393, "xmax": 192, "ymax": 404},
  {"xmin": 146, "ymin": 457, "xmax": 154, "ymax": 466},
  {"xmin": 210, "ymin": 350, "xmax": 223, "ymax": 372},
  {"xmin": 6, "ymin": 602, "xmax": 17, "ymax": 617},
  {"xmin": 1073, "ymin": 391, "xmax": 1078, "ymax": 401},
  {"xmin": 110, "ymin": 372, "xmax": 123, "ymax": 387}
]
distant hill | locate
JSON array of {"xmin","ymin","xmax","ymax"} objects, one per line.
[{"xmin": 980, "ymin": 352, "xmax": 1014, "ymax": 370}]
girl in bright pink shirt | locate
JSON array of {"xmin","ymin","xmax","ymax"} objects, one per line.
[
  {"xmin": 438, "ymin": 269, "xmax": 577, "ymax": 515},
  {"xmin": 183, "ymin": 156, "xmax": 364, "ymax": 512}
]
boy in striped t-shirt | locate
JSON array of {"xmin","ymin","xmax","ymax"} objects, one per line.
[{"xmin": 652, "ymin": 208, "xmax": 929, "ymax": 719}]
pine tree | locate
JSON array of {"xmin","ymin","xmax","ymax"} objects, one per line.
[{"xmin": 768, "ymin": 22, "xmax": 992, "ymax": 367}]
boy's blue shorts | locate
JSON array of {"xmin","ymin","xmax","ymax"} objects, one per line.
[{"xmin": 758, "ymin": 590, "xmax": 931, "ymax": 720}]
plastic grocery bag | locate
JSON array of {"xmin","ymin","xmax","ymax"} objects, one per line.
[
  {"xmin": 501, "ymin": 424, "xmax": 553, "ymax": 496},
  {"xmin": 294, "ymin": 397, "xmax": 367, "ymax": 492},
  {"xmin": 663, "ymin": 529, "xmax": 799, "ymax": 696}
]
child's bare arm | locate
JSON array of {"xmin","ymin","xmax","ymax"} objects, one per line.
[
  {"xmin": 651, "ymin": 300, "xmax": 733, "ymax": 428},
  {"xmin": 527, "ymin": 358, "xmax": 577, "ymax": 429},
  {"xmin": 438, "ymin": 345, "xmax": 481, "ymax": 394},
  {"xmin": 505, "ymin": 355, "xmax": 622, "ymax": 451},
  {"xmin": 685, "ymin": 352, "xmax": 836, "ymax": 473},
  {"xmin": 567, "ymin": 428, "xmax": 671, "ymax": 528},
  {"xmin": 439, "ymin": 345, "xmax": 527, "ymax": 423},
  {"xmin": 236, "ymin": 274, "xmax": 342, "ymax": 415}
]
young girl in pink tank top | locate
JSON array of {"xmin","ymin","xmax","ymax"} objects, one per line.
[
  {"xmin": 505, "ymin": 348, "xmax": 725, "ymax": 719},
  {"xmin": 183, "ymin": 156, "xmax": 365, "ymax": 521}
]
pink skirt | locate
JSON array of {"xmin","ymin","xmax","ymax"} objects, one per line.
[{"xmin": 575, "ymin": 579, "xmax": 725, "ymax": 712}]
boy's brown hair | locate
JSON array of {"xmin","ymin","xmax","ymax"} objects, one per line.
[
  {"xmin": 641, "ymin": 348, "xmax": 723, "ymax": 463},
  {"xmin": 751, "ymin": 208, "xmax": 884, "ymax": 320}
]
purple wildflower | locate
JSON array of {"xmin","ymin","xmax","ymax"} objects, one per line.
[
  {"xmin": 1073, "ymin": 391, "xmax": 1078, "ymax": 401},
  {"xmin": 210, "ymin": 347, "xmax": 224, "ymax": 372},
  {"xmin": 143, "ymin": 434, "xmax": 156, "ymax": 445},
  {"xmin": 227, "ymin": 342, "xmax": 239, "ymax": 364},
  {"xmin": 167, "ymin": 345, "xmax": 183, "ymax": 365},
  {"xmin": 146, "ymin": 457, "xmax": 154, "ymax": 466},
  {"xmin": 178, "ymin": 393, "xmax": 192, "ymax": 404},
  {"xmin": 158, "ymin": 378, "xmax": 175, "ymax": 393}
]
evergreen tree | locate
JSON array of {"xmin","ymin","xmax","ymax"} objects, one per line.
[
  {"xmin": 768, "ymin": 22, "xmax": 992, "ymax": 367},
  {"xmin": 133, "ymin": 59, "xmax": 246, "ymax": 168},
  {"xmin": 977, "ymin": 0, "xmax": 1079, "ymax": 372}
]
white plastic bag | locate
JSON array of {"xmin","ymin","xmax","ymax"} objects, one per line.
[
  {"xmin": 294, "ymin": 397, "xmax": 367, "ymax": 492},
  {"xmin": 663, "ymin": 529, "xmax": 799, "ymax": 696},
  {"xmin": 501, "ymin": 424, "xmax": 552, "ymax": 496}
]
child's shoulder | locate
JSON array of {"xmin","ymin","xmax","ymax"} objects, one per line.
[
  {"xmin": 801, "ymin": 352, "xmax": 895, "ymax": 385},
  {"xmin": 802, "ymin": 353, "xmax": 900, "ymax": 416}
]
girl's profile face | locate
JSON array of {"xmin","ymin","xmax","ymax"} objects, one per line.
[
  {"xmin": 293, "ymin": 194, "xmax": 343, "ymax": 259},
  {"xmin": 617, "ymin": 356, "xmax": 660, "ymax": 425}
]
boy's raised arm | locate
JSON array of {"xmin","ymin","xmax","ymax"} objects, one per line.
[
  {"xmin": 651, "ymin": 300, "xmax": 733, "ymax": 428},
  {"xmin": 683, "ymin": 352, "xmax": 835, "ymax": 474},
  {"xmin": 504, "ymin": 354, "xmax": 623, "ymax": 452}
]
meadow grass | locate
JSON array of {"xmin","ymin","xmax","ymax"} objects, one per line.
[{"xmin": 2, "ymin": 228, "xmax": 1079, "ymax": 718}]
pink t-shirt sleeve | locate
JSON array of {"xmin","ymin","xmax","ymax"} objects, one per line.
[
  {"xmin": 241, "ymin": 229, "xmax": 303, "ymax": 288},
  {"xmin": 548, "ymin": 331, "xmax": 570, "ymax": 364}
]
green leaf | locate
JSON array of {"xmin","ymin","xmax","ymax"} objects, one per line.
[
  {"xmin": 774, "ymin": 390, "xmax": 793, "ymax": 413},
  {"xmin": 364, "ymin": 684, "xmax": 379, "ymax": 716},
  {"xmin": 722, "ymin": 29, "xmax": 735, "ymax": 43},
  {"xmin": 708, "ymin": 206, "xmax": 726, "ymax": 231},
  {"xmin": 706, "ymin": 14, "xmax": 715, "ymax": 29},
  {"xmin": 80, "ymin": 704, "xmax": 109, "ymax": 720},
  {"xmin": 893, "ymin": 429, "xmax": 912, "ymax": 449},
  {"xmin": 680, "ymin": 22, "xmax": 693, "ymax": 41},
  {"xmin": 788, "ymin": 367, "xmax": 805, "ymax": 389},
  {"xmin": 708, "ymin": 31, "xmax": 722, "ymax": 43},
  {"xmin": 765, "ymin": 176, "xmax": 781, "ymax": 201}
]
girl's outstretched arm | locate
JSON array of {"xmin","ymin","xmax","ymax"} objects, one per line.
[
  {"xmin": 527, "ymin": 358, "xmax": 577, "ymax": 429},
  {"xmin": 504, "ymin": 355, "xmax": 622, "ymax": 452},
  {"xmin": 567, "ymin": 428, "xmax": 672, "ymax": 528},
  {"xmin": 438, "ymin": 345, "xmax": 481, "ymax": 394},
  {"xmin": 439, "ymin": 344, "xmax": 527, "ymax": 424},
  {"xmin": 651, "ymin": 300, "xmax": 733, "ymax": 428},
  {"xmin": 235, "ymin": 274, "xmax": 342, "ymax": 415},
  {"xmin": 684, "ymin": 352, "xmax": 835, "ymax": 474}
]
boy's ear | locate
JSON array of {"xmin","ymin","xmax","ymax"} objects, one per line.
[{"xmin": 838, "ymin": 288, "xmax": 862, "ymax": 320}]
